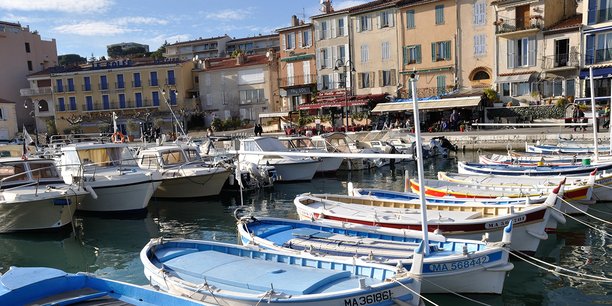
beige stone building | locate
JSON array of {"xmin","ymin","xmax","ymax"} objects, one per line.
[
  {"xmin": 164, "ymin": 35, "xmax": 232, "ymax": 60},
  {"xmin": 277, "ymin": 16, "xmax": 317, "ymax": 112},
  {"xmin": 196, "ymin": 53, "xmax": 279, "ymax": 125},
  {"xmin": 492, "ymin": 0, "xmax": 577, "ymax": 103},
  {"xmin": 22, "ymin": 58, "xmax": 196, "ymax": 137},
  {"xmin": 0, "ymin": 21, "xmax": 57, "ymax": 138},
  {"xmin": 397, "ymin": 0, "xmax": 457, "ymax": 98}
]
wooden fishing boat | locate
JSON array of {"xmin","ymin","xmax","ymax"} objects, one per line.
[
  {"xmin": 141, "ymin": 238, "xmax": 424, "ymax": 306},
  {"xmin": 293, "ymin": 183, "xmax": 566, "ymax": 253},
  {"xmin": 0, "ymin": 266, "xmax": 209, "ymax": 306},
  {"xmin": 237, "ymin": 217, "xmax": 514, "ymax": 294},
  {"xmin": 458, "ymin": 160, "xmax": 612, "ymax": 177}
]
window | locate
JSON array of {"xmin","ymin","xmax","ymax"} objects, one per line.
[
  {"xmin": 320, "ymin": 48, "xmax": 330, "ymax": 68},
  {"xmin": 474, "ymin": 34, "xmax": 486, "ymax": 56},
  {"xmin": 436, "ymin": 75, "xmax": 446, "ymax": 95},
  {"xmin": 359, "ymin": 15, "xmax": 370, "ymax": 31},
  {"xmin": 116, "ymin": 74, "xmax": 124, "ymax": 89},
  {"xmin": 595, "ymin": 32, "xmax": 612, "ymax": 62},
  {"xmin": 169, "ymin": 90, "xmax": 177, "ymax": 105},
  {"xmin": 38, "ymin": 100, "xmax": 49, "ymax": 112},
  {"xmin": 152, "ymin": 91, "xmax": 159, "ymax": 106},
  {"xmin": 321, "ymin": 75, "xmax": 331, "ymax": 90},
  {"xmin": 69, "ymin": 97, "xmax": 77, "ymax": 110},
  {"xmin": 435, "ymin": 5, "xmax": 445, "ymax": 25},
  {"xmin": 507, "ymin": 36, "xmax": 536, "ymax": 68},
  {"xmin": 102, "ymin": 95, "xmax": 109, "ymax": 109},
  {"xmin": 473, "ymin": 1, "xmax": 486, "ymax": 25},
  {"xmin": 135, "ymin": 92, "xmax": 143, "ymax": 107},
  {"xmin": 473, "ymin": 71, "xmax": 490, "ymax": 80},
  {"xmin": 167, "ymin": 70, "xmax": 175, "ymax": 85},
  {"xmin": 501, "ymin": 83, "xmax": 510, "ymax": 96},
  {"xmin": 360, "ymin": 44, "xmax": 369, "ymax": 63},
  {"xmin": 56, "ymin": 79, "xmax": 64, "ymax": 92},
  {"xmin": 25, "ymin": 42, "xmax": 30, "ymax": 53},
  {"xmin": 67, "ymin": 78, "xmax": 75, "ymax": 92},
  {"xmin": 381, "ymin": 70, "xmax": 395, "ymax": 86},
  {"xmin": 338, "ymin": 72, "xmax": 347, "ymax": 88},
  {"xmin": 301, "ymin": 30, "xmax": 311, "ymax": 47},
  {"xmin": 380, "ymin": 11, "xmax": 390, "ymax": 28},
  {"xmin": 403, "ymin": 45, "xmax": 421, "ymax": 64},
  {"xmin": 337, "ymin": 18, "xmax": 345, "ymax": 36},
  {"xmin": 285, "ymin": 32, "xmax": 295, "ymax": 50},
  {"xmin": 406, "ymin": 10, "xmax": 415, "ymax": 29},
  {"xmin": 321, "ymin": 21, "xmax": 328, "ymax": 40},
  {"xmin": 432, "ymin": 41, "xmax": 451, "ymax": 61},
  {"xmin": 513, "ymin": 82, "xmax": 530, "ymax": 96},
  {"xmin": 85, "ymin": 96, "xmax": 93, "ymax": 111},
  {"xmin": 119, "ymin": 93, "xmax": 126, "ymax": 108},
  {"xmin": 381, "ymin": 42, "xmax": 390, "ymax": 60},
  {"xmin": 133, "ymin": 72, "xmax": 141, "ymax": 87},
  {"xmin": 338, "ymin": 45, "xmax": 346, "ymax": 63},
  {"xmin": 84, "ymin": 76, "xmax": 91, "ymax": 91},
  {"xmin": 100, "ymin": 75, "xmax": 108, "ymax": 90},
  {"xmin": 58, "ymin": 97, "xmax": 65, "ymax": 111},
  {"xmin": 589, "ymin": 0, "xmax": 612, "ymax": 23},
  {"xmin": 359, "ymin": 72, "xmax": 371, "ymax": 88},
  {"xmin": 239, "ymin": 89, "xmax": 265, "ymax": 103},
  {"xmin": 150, "ymin": 71, "xmax": 158, "ymax": 86}
]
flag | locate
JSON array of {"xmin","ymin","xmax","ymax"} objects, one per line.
[{"xmin": 23, "ymin": 125, "xmax": 33, "ymax": 145}]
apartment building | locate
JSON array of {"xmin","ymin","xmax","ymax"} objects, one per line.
[
  {"xmin": 398, "ymin": 0, "xmax": 457, "ymax": 98},
  {"xmin": 21, "ymin": 58, "xmax": 195, "ymax": 135},
  {"xmin": 492, "ymin": 0, "xmax": 576, "ymax": 103},
  {"xmin": 351, "ymin": 0, "xmax": 402, "ymax": 97},
  {"xmin": 196, "ymin": 53, "xmax": 279, "ymax": 125},
  {"xmin": 540, "ymin": 15, "xmax": 581, "ymax": 98},
  {"xmin": 164, "ymin": 35, "xmax": 232, "ymax": 60},
  {"xmin": 457, "ymin": 0, "xmax": 496, "ymax": 91},
  {"xmin": 582, "ymin": 0, "xmax": 612, "ymax": 98},
  {"xmin": 226, "ymin": 34, "xmax": 280, "ymax": 56},
  {"xmin": 277, "ymin": 16, "xmax": 317, "ymax": 112},
  {"xmin": 0, "ymin": 21, "xmax": 57, "ymax": 138}
]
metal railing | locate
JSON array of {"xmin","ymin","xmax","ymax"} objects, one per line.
[
  {"xmin": 20, "ymin": 87, "xmax": 52, "ymax": 96},
  {"xmin": 495, "ymin": 17, "xmax": 542, "ymax": 34},
  {"xmin": 279, "ymin": 74, "xmax": 317, "ymax": 87},
  {"xmin": 541, "ymin": 53, "xmax": 580, "ymax": 69}
]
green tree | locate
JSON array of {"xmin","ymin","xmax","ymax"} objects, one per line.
[
  {"xmin": 58, "ymin": 54, "xmax": 86, "ymax": 66},
  {"xmin": 107, "ymin": 46, "xmax": 123, "ymax": 58},
  {"xmin": 150, "ymin": 41, "xmax": 168, "ymax": 59}
]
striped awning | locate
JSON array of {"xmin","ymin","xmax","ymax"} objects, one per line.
[{"xmin": 371, "ymin": 96, "xmax": 482, "ymax": 113}]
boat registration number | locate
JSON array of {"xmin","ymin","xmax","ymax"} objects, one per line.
[
  {"xmin": 344, "ymin": 289, "xmax": 392, "ymax": 306},
  {"xmin": 425, "ymin": 255, "xmax": 490, "ymax": 273},
  {"xmin": 484, "ymin": 215, "xmax": 526, "ymax": 229}
]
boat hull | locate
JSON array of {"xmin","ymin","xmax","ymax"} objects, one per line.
[
  {"xmin": 154, "ymin": 169, "xmax": 229, "ymax": 198},
  {"xmin": 271, "ymin": 160, "xmax": 320, "ymax": 182},
  {"xmin": 79, "ymin": 174, "xmax": 160, "ymax": 212},
  {"xmin": 316, "ymin": 157, "xmax": 343, "ymax": 173},
  {"xmin": 0, "ymin": 195, "xmax": 81, "ymax": 232}
]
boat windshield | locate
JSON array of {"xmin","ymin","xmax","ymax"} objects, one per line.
[
  {"xmin": 0, "ymin": 163, "xmax": 28, "ymax": 183},
  {"xmin": 77, "ymin": 147, "xmax": 137, "ymax": 167},
  {"xmin": 29, "ymin": 162, "xmax": 61, "ymax": 179},
  {"xmin": 184, "ymin": 148, "xmax": 201, "ymax": 162},
  {"xmin": 161, "ymin": 150, "xmax": 186, "ymax": 166}
]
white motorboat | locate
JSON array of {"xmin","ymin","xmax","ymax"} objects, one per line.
[
  {"xmin": 310, "ymin": 132, "xmax": 369, "ymax": 170},
  {"xmin": 239, "ymin": 137, "xmax": 320, "ymax": 182},
  {"xmin": 0, "ymin": 157, "xmax": 89, "ymax": 232},
  {"xmin": 58, "ymin": 142, "xmax": 161, "ymax": 212},
  {"xmin": 136, "ymin": 144, "xmax": 230, "ymax": 198},
  {"xmin": 277, "ymin": 135, "xmax": 342, "ymax": 173}
]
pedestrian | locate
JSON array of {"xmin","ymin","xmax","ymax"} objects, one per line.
[
  {"xmin": 449, "ymin": 109, "xmax": 458, "ymax": 131},
  {"xmin": 579, "ymin": 108, "xmax": 587, "ymax": 131},
  {"xmin": 603, "ymin": 105, "xmax": 610, "ymax": 129},
  {"xmin": 572, "ymin": 107, "xmax": 580, "ymax": 132}
]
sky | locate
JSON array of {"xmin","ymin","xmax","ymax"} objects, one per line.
[{"xmin": 0, "ymin": 0, "xmax": 368, "ymax": 59}]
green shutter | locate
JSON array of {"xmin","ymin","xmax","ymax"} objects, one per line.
[
  {"xmin": 431, "ymin": 42, "xmax": 436, "ymax": 61},
  {"xmin": 444, "ymin": 41, "xmax": 451, "ymax": 60},
  {"xmin": 416, "ymin": 45, "xmax": 422, "ymax": 63},
  {"xmin": 403, "ymin": 46, "xmax": 408, "ymax": 65}
]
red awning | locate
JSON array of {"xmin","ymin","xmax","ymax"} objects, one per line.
[{"xmin": 297, "ymin": 92, "xmax": 387, "ymax": 110}]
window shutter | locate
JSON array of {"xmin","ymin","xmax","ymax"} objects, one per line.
[
  {"xmin": 378, "ymin": 14, "xmax": 382, "ymax": 29},
  {"xmin": 403, "ymin": 46, "xmax": 408, "ymax": 65},
  {"xmin": 282, "ymin": 34, "xmax": 286, "ymax": 50},
  {"xmin": 431, "ymin": 42, "xmax": 436, "ymax": 61},
  {"xmin": 327, "ymin": 47, "xmax": 333, "ymax": 68},
  {"xmin": 343, "ymin": 17, "xmax": 348, "ymax": 36},
  {"xmin": 507, "ymin": 39, "xmax": 515, "ymax": 68},
  {"xmin": 315, "ymin": 28, "xmax": 320, "ymax": 41},
  {"xmin": 316, "ymin": 49, "xmax": 322, "ymax": 70},
  {"xmin": 331, "ymin": 46, "xmax": 337, "ymax": 66},
  {"xmin": 415, "ymin": 45, "xmax": 421, "ymax": 63},
  {"xmin": 330, "ymin": 22, "xmax": 336, "ymax": 38},
  {"xmin": 391, "ymin": 69, "xmax": 397, "ymax": 86},
  {"xmin": 378, "ymin": 70, "xmax": 383, "ymax": 86},
  {"xmin": 358, "ymin": 73, "xmax": 363, "ymax": 88},
  {"xmin": 369, "ymin": 72, "xmax": 375, "ymax": 88},
  {"xmin": 586, "ymin": 34, "xmax": 595, "ymax": 65},
  {"xmin": 389, "ymin": 12, "xmax": 394, "ymax": 27},
  {"xmin": 588, "ymin": 0, "xmax": 597, "ymax": 25},
  {"xmin": 317, "ymin": 75, "xmax": 323, "ymax": 90},
  {"xmin": 356, "ymin": 17, "xmax": 361, "ymax": 32},
  {"xmin": 367, "ymin": 15, "xmax": 373, "ymax": 30},
  {"xmin": 528, "ymin": 36, "xmax": 536, "ymax": 66},
  {"xmin": 445, "ymin": 41, "xmax": 451, "ymax": 60},
  {"xmin": 297, "ymin": 31, "xmax": 302, "ymax": 48}
]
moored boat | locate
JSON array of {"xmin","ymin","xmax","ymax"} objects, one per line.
[
  {"xmin": 141, "ymin": 238, "xmax": 424, "ymax": 306},
  {"xmin": 237, "ymin": 216, "xmax": 514, "ymax": 294},
  {"xmin": 0, "ymin": 266, "xmax": 210, "ymax": 305}
]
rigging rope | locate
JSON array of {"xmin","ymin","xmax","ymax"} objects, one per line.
[
  {"xmin": 390, "ymin": 278, "xmax": 439, "ymax": 306},
  {"xmin": 556, "ymin": 196, "xmax": 612, "ymax": 226},
  {"xmin": 508, "ymin": 247, "xmax": 612, "ymax": 283},
  {"xmin": 550, "ymin": 205, "xmax": 612, "ymax": 238}
]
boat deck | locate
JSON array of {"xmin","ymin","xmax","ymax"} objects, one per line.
[
  {"xmin": 28, "ymin": 288, "xmax": 132, "ymax": 305},
  {"xmin": 157, "ymin": 248, "xmax": 379, "ymax": 295}
]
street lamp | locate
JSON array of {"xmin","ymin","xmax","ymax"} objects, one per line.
[
  {"xmin": 24, "ymin": 99, "xmax": 42, "ymax": 146},
  {"xmin": 161, "ymin": 86, "xmax": 187, "ymax": 138},
  {"xmin": 334, "ymin": 59, "xmax": 355, "ymax": 132}
]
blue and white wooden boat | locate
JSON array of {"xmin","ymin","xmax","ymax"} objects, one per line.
[
  {"xmin": 0, "ymin": 266, "xmax": 209, "ymax": 305},
  {"xmin": 237, "ymin": 216, "xmax": 514, "ymax": 294},
  {"xmin": 458, "ymin": 160, "xmax": 612, "ymax": 177},
  {"xmin": 525, "ymin": 143, "xmax": 610, "ymax": 154},
  {"xmin": 140, "ymin": 238, "xmax": 424, "ymax": 306}
]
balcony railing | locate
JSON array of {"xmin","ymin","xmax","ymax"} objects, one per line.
[
  {"xmin": 541, "ymin": 53, "xmax": 580, "ymax": 70},
  {"xmin": 279, "ymin": 74, "xmax": 317, "ymax": 87},
  {"xmin": 20, "ymin": 87, "xmax": 52, "ymax": 96},
  {"xmin": 82, "ymin": 99, "xmax": 159, "ymax": 112},
  {"xmin": 495, "ymin": 17, "xmax": 542, "ymax": 34}
]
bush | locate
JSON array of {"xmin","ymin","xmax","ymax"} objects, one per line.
[{"xmin": 555, "ymin": 97, "xmax": 569, "ymax": 108}]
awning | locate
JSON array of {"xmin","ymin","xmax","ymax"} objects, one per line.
[
  {"xmin": 371, "ymin": 96, "xmax": 482, "ymax": 113},
  {"xmin": 496, "ymin": 72, "xmax": 539, "ymax": 83},
  {"xmin": 297, "ymin": 100, "xmax": 369, "ymax": 110},
  {"xmin": 258, "ymin": 112, "xmax": 290, "ymax": 118},
  {"xmin": 579, "ymin": 66, "xmax": 612, "ymax": 79}
]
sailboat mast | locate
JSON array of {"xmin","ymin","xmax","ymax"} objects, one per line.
[
  {"xmin": 589, "ymin": 67, "xmax": 599, "ymax": 161},
  {"xmin": 409, "ymin": 76, "xmax": 430, "ymax": 255}
]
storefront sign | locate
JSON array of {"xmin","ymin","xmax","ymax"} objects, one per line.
[{"xmin": 286, "ymin": 87, "xmax": 312, "ymax": 96}]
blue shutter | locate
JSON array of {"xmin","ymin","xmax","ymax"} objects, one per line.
[
  {"xmin": 588, "ymin": 0, "xmax": 598, "ymax": 24},
  {"xmin": 586, "ymin": 34, "xmax": 595, "ymax": 65},
  {"xmin": 416, "ymin": 45, "xmax": 422, "ymax": 63},
  {"xmin": 507, "ymin": 39, "xmax": 515, "ymax": 68},
  {"xmin": 86, "ymin": 96, "xmax": 93, "ymax": 111},
  {"xmin": 407, "ymin": 10, "xmax": 415, "ymax": 28}
]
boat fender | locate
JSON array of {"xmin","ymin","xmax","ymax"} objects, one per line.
[
  {"xmin": 481, "ymin": 232, "xmax": 489, "ymax": 242},
  {"xmin": 85, "ymin": 185, "xmax": 98, "ymax": 199},
  {"xmin": 502, "ymin": 220, "xmax": 513, "ymax": 244},
  {"xmin": 347, "ymin": 182, "xmax": 354, "ymax": 196}
]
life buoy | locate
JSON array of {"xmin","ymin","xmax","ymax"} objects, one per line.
[{"xmin": 111, "ymin": 132, "xmax": 126, "ymax": 143}]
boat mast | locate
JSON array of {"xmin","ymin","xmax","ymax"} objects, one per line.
[
  {"xmin": 588, "ymin": 67, "xmax": 599, "ymax": 161},
  {"xmin": 409, "ymin": 74, "xmax": 430, "ymax": 255}
]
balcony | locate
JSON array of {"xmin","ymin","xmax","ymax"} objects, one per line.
[
  {"xmin": 20, "ymin": 87, "xmax": 52, "ymax": 97},
  {"xmin": 541, "ymin": 53, "xmax": 580, "ymax": 71},
  {"xmin": 279, "ymin": 74, "xmax": 317, "ymax": 87},
  {"xmin": 495, "ymin": 17, "xmax": 542, "ymax": 36},
  {"xmin": 82, "ymin": 99, "xmax": 159, "ymax": 112}
]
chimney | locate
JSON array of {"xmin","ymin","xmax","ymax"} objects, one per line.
[
  {"xmin": 291, "ymin": 15, "xmax": 299, "ymax": 27},
  {"xmin": 321, "ymin": 0, "xmax": 334, "ymax": 14},
  {"xmin": 203, "ymin": 58, "xmax": 210, "ymax": 69}
]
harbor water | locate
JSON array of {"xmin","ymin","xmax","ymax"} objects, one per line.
[{"xmin": 0, "ymin": 151, "xmax": 610, "ymax": 306}]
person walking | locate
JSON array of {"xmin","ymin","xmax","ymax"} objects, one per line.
[
  {"xmin": 579, "ymin": 108, "xmax": 587, "ymax": 131},
  {"xmin": 572, "ymin": 107, "xmax": 580, "ymax": 132},
  {"xmin": 603, "ymin": 105, "xmax": 610, "ymax": 129}
]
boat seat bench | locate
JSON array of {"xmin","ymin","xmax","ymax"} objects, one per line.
[{"xmin": 160, "ymin": 250, "xmax": 365, "ymax": 295}]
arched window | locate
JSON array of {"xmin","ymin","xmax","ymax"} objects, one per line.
[
  {"xmin": 38, "ymin": 100, "xmax": 49, "ymax": 112},
  {"xmin": 473, "ymin": 71, "xmax": 490, "ymax": 80}
]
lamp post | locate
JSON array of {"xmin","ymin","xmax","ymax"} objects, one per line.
[
  {"xmin": 24, "ymin": 99, "xmax": 41, "ymax": 146},
  {"xmin": 334, "ymin": 59, "xmax": 355, "ymax": 132},
  {"xmin": 160, "ymin": 86, "xmax": 187, "ymax": 137}
]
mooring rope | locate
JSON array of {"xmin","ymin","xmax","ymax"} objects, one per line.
[
  {"xmin": 391, "ymin": 278, "xmax": 439, "ymax": 306},
  {"xmin": 549, "ymin": 205, "xmax": 612, "ymax": 238},
  {"xmin": 556, "ymin": 196, "xmax": 612, "ymax": 226},
  {"xmin": 509, "ymin": 248, "xmax": 612, "ymax": 283}
]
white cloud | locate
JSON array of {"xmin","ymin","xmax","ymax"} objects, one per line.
[
  {"xmin": 53, "ymin": 21, "xmax": 132, "ymax": 36},
  {"xmin": 149, "ymin": 34, "xmax": 190, "ymax": 46},
  {"xmin": 0, "ymin": 0, "xmax": 114, "ymax": 14},
  {"xmin": 0, "ymin": 13, "xmax": 47, "ymax": 23},
  {"xmin": 114, "ymin": 16, "xmax": 168, "ymax": 26},
  {"xmin": 204, "ymin": 9, "xmax": 251, "ymax": 21}
]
